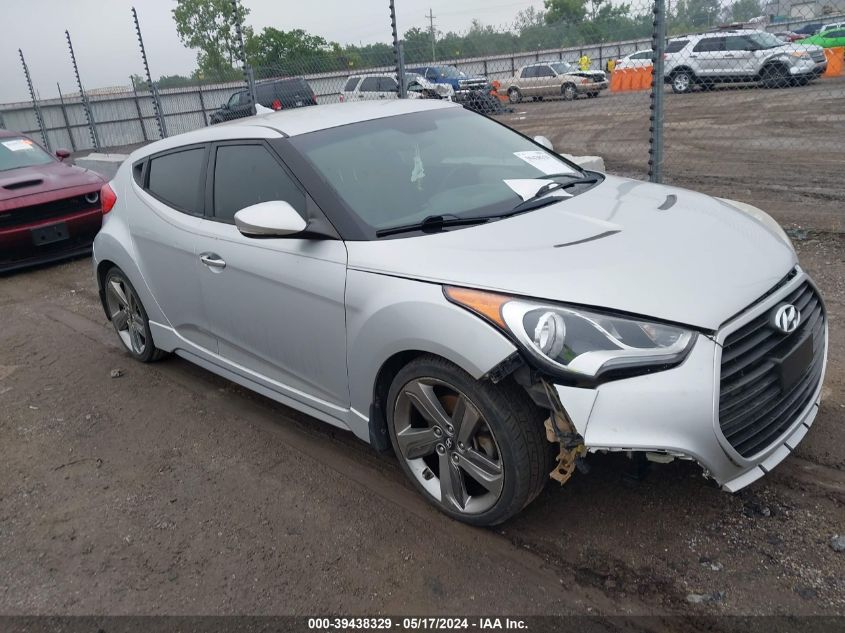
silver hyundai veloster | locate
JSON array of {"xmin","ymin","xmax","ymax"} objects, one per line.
[{"xmin": 93, "ymin": 99, "xmax": 826, "ymax": 525}]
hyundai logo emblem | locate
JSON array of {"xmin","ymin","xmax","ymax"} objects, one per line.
[{"xmin": 771, "ymin": 304, "xmax": 801, "ymax": 334}]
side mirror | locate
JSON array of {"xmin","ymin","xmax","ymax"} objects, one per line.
[
  {"xmin": 533, "ymin": 135, "xmax": 554, "ymax": 151},
  {"xmin": 234, "ymin": 200, "xmax": 307, "ymax": 238},
  {"xmin": 55, "ymin": 148, "xmax": 71, "ymax": 161}
]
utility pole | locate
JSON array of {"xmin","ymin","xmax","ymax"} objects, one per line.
[{"xmin": 426, "ymin": 8, "xmax": 437, "ymax": 62}]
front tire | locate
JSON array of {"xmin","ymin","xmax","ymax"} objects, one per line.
[
  {"xmin": 387, "ymin": 355, "xmax": 553, "ymax": 526},
  {"xmin": 761, "ymin": 64, "xmax": 789, "ymax": 89},
  {"xmin": 507, "ymin": 87, "xmax": 522, "ymax": 104},
  {"xmin": 561, "ymin": 83, "xmax": 577, "ymax": 100},
  {"xmin": 103, "ymin": 267, "xmax": 166, "ymax": 363}
]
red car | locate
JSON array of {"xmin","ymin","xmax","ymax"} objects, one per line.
[{"xmin": 0, "ymin": 130, "xmax": 107, "ymax": 272}]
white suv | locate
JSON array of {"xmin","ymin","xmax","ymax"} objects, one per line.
[
  {"xmin": 341, "ymin": 73, "xmax": 454, "ymax": 102},
  {"xmin": 664, "ymin": 29, "xmax": 827, "ymax": 93}
]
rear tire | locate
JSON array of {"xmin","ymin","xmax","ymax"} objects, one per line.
[
  {"xmin": 671, "ymin": 70, "xmax": 694, "ymax": 94},
  {"xmin": 387, "ymin": 355, "xmax": 553, "ymax": 526},
  {"xmin": 103, "ymin": 267, "xmax": 167, "ymax": 363},
  {"xmin": 561, "ymin": 83, "xmax": 577, "ymax": 101},
  {"xmin": 507, "ymin": 87, "xmax": 522, "ymax": 104}
]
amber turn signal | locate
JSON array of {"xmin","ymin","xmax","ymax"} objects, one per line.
[{"xmin": 443, "ymin": 286, "xmax": 512, "ymax": 330}]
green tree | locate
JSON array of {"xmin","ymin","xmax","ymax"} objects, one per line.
[
  {"xmin": 172, "ymin": 0, "xmax": 251, "ymax": 77},
  {"xmin": 544, "ymin": 0, "xmax": 587, "ymax": 25},
  {"xmin": 731, "ymin": 0, "xmax": 762, "ymax": 21},
  {"xmin": 674, "ymin": 0, "xmax": 721, "ymax": 28},
  {"xmin": 403, "ymin": 26, "xmax": 435, "ymax": 62},
  {"xmin": 246, "ymin": 27, "xmax": 334, "ymax": 74},
  {"xmin": 514, "ymin": 6, "xmax": 547, "ymax": 31}
]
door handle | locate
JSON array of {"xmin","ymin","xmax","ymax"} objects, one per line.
[{"xmin": 200, "ymin": 253, "xmax": 226, "ymax": 269}]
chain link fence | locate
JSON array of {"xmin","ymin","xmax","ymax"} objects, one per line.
[{"xmin": 2, "ymin": 2, "xmax": 843, "ymax": 229}]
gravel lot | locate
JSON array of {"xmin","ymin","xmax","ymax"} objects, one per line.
[{"xmin": 1, "ymin": 81, "xmax": 843, "ymax": 618}]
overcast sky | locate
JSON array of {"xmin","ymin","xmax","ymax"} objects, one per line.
[{"xmin": 1, "ymin": 0, "xmax": 544, "ymax": 103}]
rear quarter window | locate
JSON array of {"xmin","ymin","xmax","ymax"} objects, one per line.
[
  {"xmin": 344, "ymin": 77, "xmax": 360, "ymax": 91},
  {"xmin": 146, "ymin": 147, "xmax": 206, "ymax": 214}
]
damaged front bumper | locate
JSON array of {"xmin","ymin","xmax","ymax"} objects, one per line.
[{"xmin": 550, "ymin": 272, "xmax": 827, "ymax": 491}]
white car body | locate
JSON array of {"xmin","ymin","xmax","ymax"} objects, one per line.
[
  {"xmin": 341, "ymin": 73, "xmax": 454, "ymax": 102},
  {"xmin": 616, "ymin": 50, "xmax": 653, "ymax": 69}
]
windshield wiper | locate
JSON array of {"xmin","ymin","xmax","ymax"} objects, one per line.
[
  {"xmin": 376, "ymin": 214, "xmax": 490, "ymax": 237},
  {"xmin": 510, "ymin": 176, "xmax": 600, "ymax": 213}
]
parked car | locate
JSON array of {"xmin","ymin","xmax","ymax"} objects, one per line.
[
  {"xmin": 819, "ymin": 21, "xmax": 845, "ymax": 33},
  {"xmin": 616, "ymin": 49, "xmax": 653, "ymax": 69},
  {"xmin": 792, "ymin": 22, "xmax": 822, "ymax": 37},
  {"xmin": 798, "ymin": 28, "xmax": 845, "ymax": 48},
  {"xmin": 92, "ymin": 100, "xmax": 825, "ymax": 525},
  {"xmin": 209, "ymin": 78, "xmax": 316, "ymax": 124},
  {"xmin": 504, "ymin": 61, "xmax": 608, "ymax": 102},
  {"xmin": 0, "ymin": 130, "xmax": 105, "ymax": 272},
  {"xmin": 341, "ymin": 73, "xmax": 453, "ymax": 102},
  {"xmin": 405, "ymin": 65, "xmax": 489, "ymax": 100},
  {"xmin": 664, "ymin": 30, "xmax": 827, "ymax": 93},
  {"xmin": 773, "ymin": 31, "xmax": 803, "ymax": 42}
]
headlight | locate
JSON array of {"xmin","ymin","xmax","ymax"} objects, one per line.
[
  {"xmin": 718, "ymin": 198, "xmax": 794, "ymax": 252},
  {"xmin": 790, "ymin": 51, "xmax": 811, "ymax": 59},
  {"xmin": 444, "ymin": 287, "xmax": 696, "ymax": 379}
]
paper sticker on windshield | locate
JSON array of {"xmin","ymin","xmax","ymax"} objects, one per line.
[
  {"xmin": 2, "ymin": 139, "xmax": 35, "ymax": 152},
  {"xmin": 513, "ymin": 151, "xmax": 574, "ymax": 175}
]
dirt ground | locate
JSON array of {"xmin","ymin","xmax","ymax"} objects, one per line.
[
  {"xmin": 1, "ymin": 81, "xmax": 844, "ymax": 618},
  {"xmin": 497, "ymin": 75, "xmax": 845, "ymax": 233}
]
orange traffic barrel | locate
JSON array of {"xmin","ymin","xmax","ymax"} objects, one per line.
[
  {"xmin": 823, "ymin": 47, "xmax": 844, "ymax": 77},
  {"xmin": 610, "ymin": 69, "xmax": 623, "ymax": 91}
]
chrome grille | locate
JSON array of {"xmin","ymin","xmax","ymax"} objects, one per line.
[
  {"xmin": 810, "ymin": 50, "xmax": 826, "ymax": 63},
  {"xmin": 718, "ymin": 281, "xmax": 825, "ymax": 458}
]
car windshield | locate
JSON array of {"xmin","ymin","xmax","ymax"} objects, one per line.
[
  {"xmin": 436, "ymin": 66, "xmax": 465, "ymax": 78},
  {"xmin": 290, "ymin": 108, "xmax": 581, "ymax": 237},
  {"xmin": 746, "ymin": 32, "xmax": 785, "ymax": 49},
  {"xmin": 0, "ymin": 137, "xmax": 54, "ymax": 172},
  {"xmin": 550, "ymin": 62, "xmax": 574, "ymax": 74}
]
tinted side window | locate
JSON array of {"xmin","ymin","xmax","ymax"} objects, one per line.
[
  {"xmin": 212, "ymin": 144, "xmax": 305, "ymax": 223},
  {"xmin": 693, "ymin": 37, "xmax": 724, "ymax": 52},
  {"xmin": 634, "ymin": 51, "xmax": 651, "ymax": 59},
  {"xmin": 666, "ymin": 39, "xmax": 689, "ymax": 53},
  {"xmin": 828, "ymin": 30, "xmax": 845, "ymax": 37},
  {"xmin": 359, "ymin": 77, "xmax": 380, "ymax": 92},
  {"xmin": 724, "ymin": 36, "xmax": 750, "ymax": 51},
  {"xmin": 147, "ymin": 147, "xmax": 206, "ymax": 213},
  {"xmin": 379, "ymin": 77, "xmax": 398, "ymax": 92},
  {"xmin": 425, "ymin": 68, "xmax": 437, "ymax": 80},
  {"xmin": 344, "ymin": 77, "xmax": 360, "ymax": 91},
  {"xmin": 521, "ymin": 66, "xmax": 536, "ymax": 78},
  {"xmin": 535, "ymin": 65, "xmax": 555, "ymax": 77}
]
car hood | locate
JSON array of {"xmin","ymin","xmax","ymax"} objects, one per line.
[
  {"xmin": 0, "ymin": 161, "xmax": 103, "ymax": 203},
  {"xmin": 346, "ymin": 175, "xmax": 796, "ymax": 330}
]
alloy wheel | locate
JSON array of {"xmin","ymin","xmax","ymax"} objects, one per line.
[
  {"xmin": 673, "ymin": 73, "xmax": 691, "ymax": 93},
  {"xmin": 105, "ymin": 274, "xmax": 148, "ymax": 355},
  {"xmin": 392, "ymin": 377, "xmax": 504, "ymax": 515}
]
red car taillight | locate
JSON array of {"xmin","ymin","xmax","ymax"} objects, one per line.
[{"xmin": 101, "ymin": 183, "xmax": 117, "ymax": 214}]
